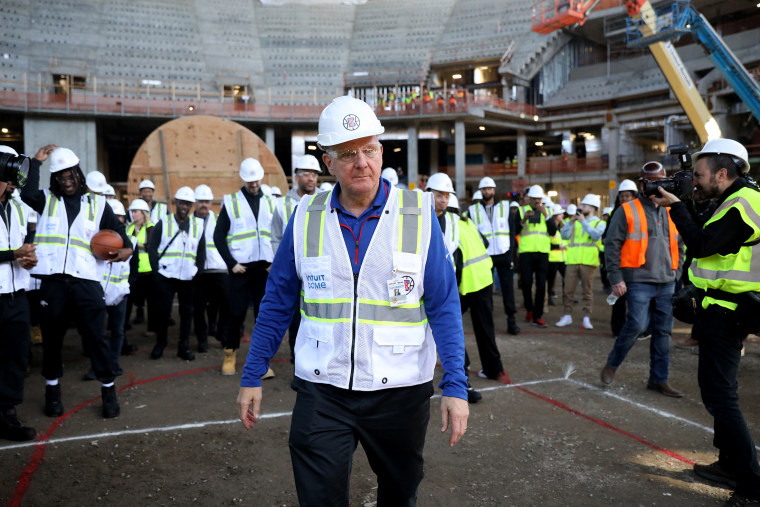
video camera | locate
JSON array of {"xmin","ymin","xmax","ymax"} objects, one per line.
[
  {"xmin": 0, "ymin": 152, "xmax": 30, "ymax": 187},
  {"xmin": 642, "ymin": 144, "xmax": 694, "ymax": 201}
]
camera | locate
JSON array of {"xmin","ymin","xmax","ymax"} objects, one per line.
[
  {"xmin": 0, "ymin": 153, "xmax": 30, "ymax": 187},
  {"xmin": 641, "ymin": 145, "xmax": 694, "ymax": 200}
]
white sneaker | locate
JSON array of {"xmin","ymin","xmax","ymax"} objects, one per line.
[
  {"xmin": 555, "ymin": 315, "xmax": 572, "ymax": 327},
  {"xmin": 583, "ymin": 316, "xmax": 594, "ymax": 330}
]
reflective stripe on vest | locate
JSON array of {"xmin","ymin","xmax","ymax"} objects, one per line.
[
  {"xmin": 548, "ymin": 232, "xmax": 564, "ymax": 263},
  {"xmin": 518, "ymin": 210, "xmax": 550, "ymax": 254},
  {"xmin": 127, "ymin": 222, "xmax": 152, "ymax": 273},
  {"xmin": 458, "ymin": 219, "xmax": 493, "ymax": 295},
  {"xmin": 620, "ymin": 199, "xmax": 678, "ymax": 270}
]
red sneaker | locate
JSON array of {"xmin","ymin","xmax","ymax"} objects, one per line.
[
  {"xmin": 525, "ymin": 311, "xmax": 533, "ymax": 322},
  {"xmin": 531, "ymin": 318, "xmax": 548, "ymax": 328}
]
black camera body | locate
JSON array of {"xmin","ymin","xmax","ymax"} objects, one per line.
[
  {"xmin": 641, "ymin": 144, "xmax": 694, "ymax": 201},
  {"xmin": 0, "ymin": 153, "xmax": 30, "ymax": 187}
]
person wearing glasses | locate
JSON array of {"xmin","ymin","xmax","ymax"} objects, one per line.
[
  {"xmin": 236, "ymin": 96, "xmax": 469, "ymax": 506},
  {"xmin": 20, "ymin": 146, "xmax": 132, "ymax": 420}
]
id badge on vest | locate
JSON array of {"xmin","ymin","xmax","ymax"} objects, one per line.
[
  {"xmin": 388, "ymin": 251, "xmax": 421, "ymax": 307},
  {"xmin": 301, "ymin": 256, "xmax": 333, "ymax": 300}
]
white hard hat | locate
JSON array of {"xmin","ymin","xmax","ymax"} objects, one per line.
[
  {"xmin": 129, "ymin": 198, "xmax": 150, "ymax": 212},
  {"xmin": 139, "ymin": 179, "xmax": 155, "ymax": 190},
  {"xmin": 542, "ymin": 196, "xmax": 553, "ymax": 207},
  {"xmin": 174, "ymin": 186, "xmax": 196, "ymax": 203},
  {"xmin": 566, "ymin": 204, "xmax": 577, "ymax": 215},
  {"xmin": 381, "ymin": 167, "xmax": 399, "ymax": 186},
  {"xmin": 692, "ymin": 138, "xmax": 750, "ymax": 173},
  {"xmin": 510, "ymin": 201, "xmax": 519, "ymax": 208},
  {"xmin": 271, "ymin": 186, "xmax": 282, "ymax": 197},
  {"xmin": 602, "ymin": 206, "xmax": 613, "ymax": 215},
  {"xmin": 618, "ymin": 179, "xmax": 638, "ymax": 193},
  {"xmin": 0, "ymin": 145, "xmax": 18, "ymax": 156},
  {"xmin": 194, "ymin": 184, "xmax": 213, "ymax": 201},
  {"xmin": 319, "ymin": 182, "xmax": 334, "ymax": 192},
  {"xmin": 472, "ymin": 190, "xmax": 483, "ymax": 200},
  {"xmin": 49, "ymin": 147, "xmax": 79, "ymax": 173},
  {"xmin": 580, "ymin": 194, "xmax": 601, "ymax": 208},
  {"xmin": 527, "ymin": 184, "xmax": 544, "ymax": 199},
  {"xmin": 294, "ymin": 154, "xmax": 322, "ymax": 174},
  {"xmin": 552, "ymin": 204, "xmax": 566, "ymax": 216},
  {"xmin": 448, "ymin": 194, "xmax": 459, "ymax": 210},
  {"xmin": 426, "ymin": 172, "xmax": 454, "ymax": 193},
  {"xmin": 317, "ymin": 96, "xmax": 384, "ymax": 147},
  {"xmin": 260, "ymin": 183, "xmax": 272, "ymax": 196},
  {"xmin": 107, "ymin": 198, "xmax": 125, "ymax": 216},
  {"xmin": 478, "ymin": 176, "xmax": 496, "ymax": 189},
  {"xmin": 240, "ymin": 158, "xmax": 264, "ymax": 182},
  {"xmin": 103, "ymin": 184, "xmax": 116, "ymax": 197},
  {"xmin": 85, "ymin": 171, "xmax": 108, "ymax": 193}
]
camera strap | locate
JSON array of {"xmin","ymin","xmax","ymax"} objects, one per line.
[{"xmin": 157, "ymin": 230, "xmax": 181, "ymax": 261}]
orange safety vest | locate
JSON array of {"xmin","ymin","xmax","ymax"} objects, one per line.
[{"xmin": 620, "ymin": 199, "xmax": 679, "ymax": 270}]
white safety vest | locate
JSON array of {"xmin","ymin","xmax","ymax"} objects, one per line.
[
  {"xmin": 443, "ymin": 211, "xmax": 460, "ymax": 257},
  {"xmin": 32, "ymin": 190, "xmax": 107, "ymax": 282},
  {"xmin": 156, "ymin": 214, "xmax": 203, "ymax": 280},
  {"xmin": 0, "ymin": 198, "xmax": 30, "ymax": 294},
  {"xmin": 222, "ymin": 190, "xmax": 276, "ymax": 263},
  {"xmin": 201, "ymin": 211, "xmax": 227, "ymax": 271},
  {"xmin": 150, "ymin": 201, "xmax": 168, "ymax": 225},
  {"xmin": 292, "ymin": 188, "xmax": 437, "ymax": 392},
  {"xmin": 279, "ymin": 194, "xmax": 299, "ymax": 225},
  {"xmin": 467, "ymin": 201, "xmax": 510, "ymax": 256}
]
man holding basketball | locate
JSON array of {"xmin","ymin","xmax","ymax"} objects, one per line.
[{"xmin": 20, "ymin": 146, "xmax": 132, "ymax": 419}]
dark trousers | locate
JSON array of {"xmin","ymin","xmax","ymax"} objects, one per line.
[
  {"xmin": 153, "ymin": 274, "xmax": 194, "ymax": 352},
  {"xmin": 106, "ymin": 300, "xmax": 127, "ymax": 367},
  {"xmin": 40, "ymin": 277, "xmax": 117, "ymax": 383},
  {"xmin": 610, "ymin": 294, "xmax": 627, "ymax": 337},
  {"xmin": 289, "ymin": 377, "xmax": 432, "ymax": 507},
  {"xmin": 26, "ymin": 289, "xmax": 41, "ymax": 327},
  {"xmin": 519, "ymin": 252, "xmax": 549, "ymax": 319},
  {"xmin": 126, "ymin": 272, "xmax": 156, "ymax": 330},
  {"xmin": 547, "ymin": 261, "xmax": 565, "ymax": 296},
  {"xmin": 193, "ymin": 272, "xmax": 228, "ymax": 346},
  {"xmin": 461, "ymin": 284, "xmax": 503, "ymax": 378},
  {"xmin": 491, "ymin": 253, "xmax": 516, "ymax": 322},
  {"xmin": 288, "ymin": 310, "xmax": 301, "ymax": 362},
  {"xmin": 694, "ymin": 308, "xmax": 760, "ymax": 499},
  {"xmin": 225, "ymin": 268, "xmax": 268, "ymax": 350},
  {"xmin": 0, "ymin": 293, "xmax": 30, "ymax": 408}
]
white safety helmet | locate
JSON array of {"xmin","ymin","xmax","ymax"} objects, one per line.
[
  {"xmin": 294, "ymin": 154, "xmax": 322, "ymax": 174},
  {"xmin": 381, "ymin": 167, "xmax": 399, "ymax": 186},
  {"xmin": 319, "ymin": 182, "xmax": 334, "ymax": 192},
  {"xmin": 510, "ymin": 201, "xmax": 520, "ymax": 208},
  {"xmin": 478, "ymin": 176, "xmax": 496, "ymax": 189},
  {"xmin": 580, "ymin": 193, "xmax": 601, "ymax": 209},
  {"xmin": 448, "ymin": 194, "xmax": 459, "ymax": 210},
  {"xmin": 129, "ymin": 198, "xmax": 150, "ymax": 212},
  {"xmin": 194, "ymin": 184, "xmax": 213, "ymax": 201},
  {"xmin": 139, "ymin": 179, "xmax": 155, "ymax": 190},
  {"xmin": 174, "ymin": 186, "xmax": 196, "ymax": 203},
  {"xmin": 85, "ymin": 171, "xmax": 108, "ymax": 193},
  {"xmin": 602, "ymin": 206, "xmax": 613, "ymax": 215},
  {"xmin": 317, "ymin": 96, "xmax": 384, "ymax": 147},
  {"xmin": 472, "ymin": 190, "xmax": 483, "ymax": 201},
  {"xmin": 566, "ymin": 203, "xmax": 577, "ymax": 215},
  {"xmin": 542, "ymin": 196, "xmax": 554, "ymax": 207},
  {"xmin": 0, "ymin": 145, "xmax": 18, "ymax": 156},
  {"xmin": 618, "ymin": 179, "xmax": 638, "ymax": 193},
  {"xmin": 552, "ymin": 204, "xmax": 566, "ymax": 216},
  {"xmin": 240, "ymin": 158, "xmax": 265, "ymax": 182},
  {"xmin": 49, "ymin": 147, "xmax": 80, "ymax": 173},
  {"xmin": 103, "ymin": 184, "xmax": 116, "ymax": 197},
  {"xmin": 271, "ymin": 186, "xmax": 282, "ymax": 197},
  {"xmin": 260, "ymin": 183, "xmax": 272, "ymax": 196},
  {"xmin": 426, "ymin": 172, "xmax": 454, "ymax": 193},
  {"xmin": 527, "ymin": 184, "xmax": 544, "ymax": 199},
  {"xmin": 692, "ymin": 138, "xmax": 750, "ymax": 173},
  {"xmin": 107, "ymin": 198, "xmax": 126, "ymax": 216}
]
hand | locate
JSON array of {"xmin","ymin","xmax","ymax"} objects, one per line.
[
  {"xmin": 34, "ymin": 144, "xmax": 59, "ymax": 162},
  {"xmin": 237, "ymin": 386, "xmax": 263, "ymax": 430},
  {"xmin": 650, "ymin": 187, "xmax": 680, "ymax": 207},
  {"xmin": 13, "ymin": 244, "xmax": 35, "ymax": 260},
  {"xmin": 232, "ymin": 263, "xmax": 247, "ymax": 274},
  {"xmin": 440, "ymin": 395, "xmax": 469, "ymax": 447},
  {"xmin": 612, "ymin": 281, "xmax": 627, "ymax": 297},
  {"xmin": 107, "ymin": 247, "xmax": 132, "ymax": 263}
]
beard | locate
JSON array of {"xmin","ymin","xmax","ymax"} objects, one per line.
[{"xmin": 694, "ymin": 176, "xmax": 719, "ymax": 201}]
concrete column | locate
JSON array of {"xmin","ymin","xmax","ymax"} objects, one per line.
[
  {"xmin": 265, "ymin": 127, "xmax": 275, "ymax": 153},
  {"xmin": 604, "ymin": 124, "xmax": 620, "ymax": 206},
  {"xmin": 517, "ymin": 130, "xmax": 526, "ymax": 177},
  {"xmin": 23, "ymin": 117, "xmax": 97, "ymax": 189},
  {"xmin": 407, "ymin": 125, "xmax": 418, "ymax": 190},
  {"xmin": 455, "ymin": 121, "xmax": 465, "ymax": 199}
]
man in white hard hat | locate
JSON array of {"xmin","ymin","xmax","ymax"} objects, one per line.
[
  {"xmin": 147, "ymin": 186, "xmax": 205, "ymax": 362},
  {"xmin": 192, "ymin": 184, "xmax": 228, "ymax": 354},
  {"xmin": 213, "ymin": 158, "xmax": 277, "ymax": 376},
  {"xmin": 270, "ymin": 186, "xmax": 282, "ymax": 197},
  {"xmin": 652, "ymin": 138, "xmax": 760, "ymax": 502},
  {"xmin": 319, "ymin": 181, "xmax": 333, "ymax": 192},
  {"xmin": 516, "ymin": 184, "xmax": 557, "ymax": 328},
  {"xmin": 556, "ymin": 194, "xmax": 605, "ymax": 329},
  {"xmin": 20, "ymin": 146, "xmax": 132, "ymax": 420},
  {"xmin": 237, "ymin": 96, "xmax": 468, "ymax": 506},
  {"xmin": 466, "ymin": 176, "xmax": 520, "ymax": 335},
  {"xmin": 602, "ymin": 161, "xmax": 684, "ymax": 398},
  {"xmin": 85, "ymin": 171, "xmax": 108, "ymax": 195},
  {"xmin": 103, "ymin": 185, "xmax": 116, "ymax": 198},
  {"xmin": 139, "ymin": 179, "xmax": 168, "ymax": 225},
  {"xmin": 381, "ymin": 167, "xmax": 399, "ymax": 187}
]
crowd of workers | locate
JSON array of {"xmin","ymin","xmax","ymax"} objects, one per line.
[{"xmin": 0, "ymin": 95, "xmax": 759, "ymax": 505}]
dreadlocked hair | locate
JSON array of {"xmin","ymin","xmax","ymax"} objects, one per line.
[{"xmin": 50, "ymin": 164, "xmax": 87, "ymax": 198}]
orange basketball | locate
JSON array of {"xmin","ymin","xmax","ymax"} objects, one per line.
[{"xmin": 90, "ymin": 230, "xmax": 123, "ymax": 260}]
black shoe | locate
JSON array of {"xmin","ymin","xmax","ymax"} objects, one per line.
[
  {"xmin": 694, "ymin": 461, "xmax": 737, "ymax": 489},
  {"xmin": 83, "ymin": 370, "xmax": 96, "ymax": 381},
  {"xmin": 208, "ymin": 324, "xmax": 217, "ymax": 337},
  {"xmin": 197, "ymin": 340, "xmax": 208, "ymax": 353},
  {"xmin": 177, "ymin": 348, "xmax": 196, "ymax": 361},
  {"xmin": 507, "ymin": 318, "xmax": 520, "ymax": 335},
  {"xmin": 44, "ymin": 384, "xmax": 63, "ymax": 417},
  {"xmin": 101, "ymin": 386, "xmax": 120, "ymax": 419},
  {"xmin": 725, "ymin": 492, "xmax": 760, "ymax": 506},
  {"xmin": 467, "ymin": 387, "xmax": 482, "ymax": 404},
  {"xmin": 133, "ymin": 308, "xmax": 145, "ymax": 325},
  {"xmin": 121, "ymin": 342, "xmax": 138, "ymax": 356},
  {"xmin": 150, "ymin": 345, "xmax": 164, "ymax": 360},
  {"xmin": 0, "ymin": 407, "xmax": 36, "ymax": 441}
]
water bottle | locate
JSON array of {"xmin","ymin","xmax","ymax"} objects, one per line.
[{"xmin": 606, "ymin": 293, "xmax": 618, "ymax": 306}]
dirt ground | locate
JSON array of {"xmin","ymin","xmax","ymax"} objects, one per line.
[{"xmin": 2, "ymin": 280, "xmax": 760, "ymax": 506}]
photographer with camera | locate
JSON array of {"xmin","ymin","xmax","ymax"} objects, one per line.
[
  {"xmin": 651, "ymin": 138, "xmax": 760, "ymax": 505},
  {"xmin": 601, "ymin": 161, "xmax": 684, "ymax": 397}
]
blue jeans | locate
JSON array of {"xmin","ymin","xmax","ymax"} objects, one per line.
[{"xmin": 606, "ymin": 281, "xmax": 675, "ymax": 383}]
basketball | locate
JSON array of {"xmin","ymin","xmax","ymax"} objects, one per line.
[{"xmin": 90, "ymin": 230, "xmax": 123, "ymax": 260}]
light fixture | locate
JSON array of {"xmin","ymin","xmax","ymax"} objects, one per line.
[
  {"xmin": 478, "ymin": 126, "xmax": 486, "ymax": 131},
  {"xmin": 548, "ymin": 190, "xmax": 558, "ymax": 197},
  {"xmin": 535, "ymin": 141, "xmax": 544, "ymax": 146},
  {"xmin": 452, "ymin": 74, "xmax": 462, "ymax": 79},
  {"xmin": 307, "ymin": 145, "xmax": 317, "ymax": 151},
  {"xmin": 0, "ymin": 128, "xmax": 8, "ymax": 134},
  {"xmin": 533, "ymin": 115, "xmax": 539, "ymax": 121},
  {"xmin": 586, "ymin": 134, "xmax": 596, "ymax": 140},
  {"xmin": 188, "ymin": 105, "xmax": 195, "ymax": 111},
  {"xmin": 393, "ymin": 147, "xmax": 402, "ymax": 153}
]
